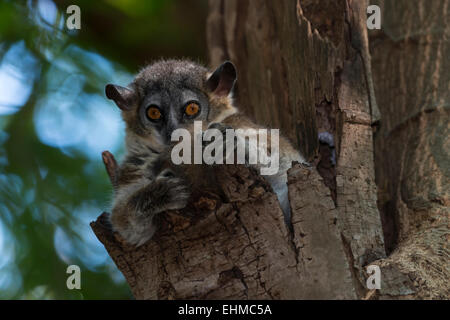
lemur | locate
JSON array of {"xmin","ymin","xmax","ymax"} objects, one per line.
[{"xmin": 105, "ymin": 59, "xmax": 306, "ymax": 246}]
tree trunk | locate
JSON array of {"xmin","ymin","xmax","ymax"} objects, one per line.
[
  {"xmin": 91, "ymin": 0, "xmax": 448, "ymax": 299},
  {"xmin": 369, "ymin": 0, "xmax": 449, "ymax": 299}
]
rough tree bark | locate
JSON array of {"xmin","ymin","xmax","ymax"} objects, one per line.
[
  {"xmin": 369, "ymin": 0, "xmax": 449, "ymax": 299},
  {"xmin": 91, "ymin": 0, "xmax": 448, "ymax": 299}
]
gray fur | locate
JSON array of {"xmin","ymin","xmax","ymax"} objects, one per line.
[
  {"xmin": 107, "ymin": 59, "xmax": 213, "ymax": 246},
  {"xmin": 106, "ymin": 59, "xmax": 306, "ymax": 246}
]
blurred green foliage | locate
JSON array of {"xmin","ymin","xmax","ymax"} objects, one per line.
[{"xmin": 0, "ymin": 0, "xmax": 207, "ymax": 299}]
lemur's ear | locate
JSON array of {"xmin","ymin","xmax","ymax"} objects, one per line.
[
  {"xmin": 105, "ymin": 84, "xmax": 136, "ymax": 111},
  {"xmin": 206, "ymin": 61, "xmax": 237, "ymax": 96}
]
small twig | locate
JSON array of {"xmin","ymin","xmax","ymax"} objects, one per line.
[{"xmin": 102, "ymin": 150, "xmax": 119, "ymax": 187}]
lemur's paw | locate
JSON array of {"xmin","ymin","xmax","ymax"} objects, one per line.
[
  {"xmin": 164, "ymin": 178, "xmax": 191, "ymax": 211},
  {"xmin": 203, "ymin": 123, "xmax": 236, "ymax": 164},
  {"xmin": 207, "ymin": 122, "xmax": 233, "ymax": 134},
  {"xmin": 318, "ymin": 131, "xmax": 336, "ymax": 166},
  {"xmin": 203, "ymin": 122, "xmax": 233, "ymax": 147},
  {"xmin": 149, "ymin": 176, "xmax": 191, "ymax": 212}
]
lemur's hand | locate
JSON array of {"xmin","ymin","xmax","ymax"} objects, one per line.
[
  {"xmin": 150, "ymin": 175, "xmax": 191, "ymax": 213},
  {"xmin": 207, "ymin": 122, "xmax": 233, "ymax": 135},
  {"xmin": 203, "ymin": 122, "xmax": 233, "ymax": 146},
  {"xmin": 203, "ymin": 122, "xmax": 235, "ymax": 164}
]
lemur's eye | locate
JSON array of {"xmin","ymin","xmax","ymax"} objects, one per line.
[
  {"xmin": 146, "ymin": 105, "xmax": 161, "ymax": 120},
  {"xmin": 184, "ymin": 102, "xmax": 200, "ymax": 117}
]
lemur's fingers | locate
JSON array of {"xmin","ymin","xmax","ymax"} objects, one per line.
[
  {"xmin": 102, "ymin": 150, "xmax": 119, "ymax": 186},
  {"xmin": 207, "ymin": 122, "xmax": 233, "ymax": 133}
]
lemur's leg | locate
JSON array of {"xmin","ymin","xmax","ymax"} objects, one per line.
[{"xmin": 111, "ymin": 174, "xmax": 190, "ymax": 246}]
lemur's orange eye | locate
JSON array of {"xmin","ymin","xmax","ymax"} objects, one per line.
[
  {"xmin": 185, "ymin": 102, "xmax": 200, "ymax": 116},
  {"xmin": 146, "ymin": 106, "xmax": 161, "ymax": 120}
]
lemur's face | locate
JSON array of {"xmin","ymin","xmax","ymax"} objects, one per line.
[
  {"xmin": 105, "ymin": 59, "xmax": 236, "ymax": 145},
  {"xmin": 137, "ymin": 85, "xmax": 210, "ymax": 144}
]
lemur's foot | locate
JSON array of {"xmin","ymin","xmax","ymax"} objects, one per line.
[
  {"xmin": 318, "ymin": 132, "xmax": 336, "ymax": 166},
  {"xmin": 131, "ymin": 176, "xmax": 191, "ymax": 215}
]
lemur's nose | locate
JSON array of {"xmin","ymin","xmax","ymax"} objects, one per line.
[
  {"xmin": 164, "ymin": 118, "xmax": 178, "ymax": 144},
  {"xmin": 164, "ymin": 131, "xmax": 172, "ymax": 144}
]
